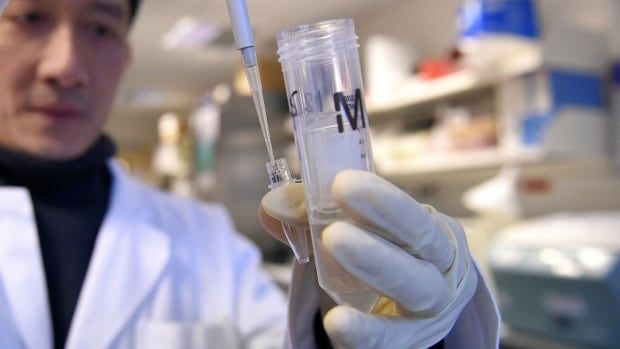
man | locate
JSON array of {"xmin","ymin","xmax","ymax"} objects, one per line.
[{"xmin": 0, "ymin": 0, "xmax": 500, "ymax": 348}]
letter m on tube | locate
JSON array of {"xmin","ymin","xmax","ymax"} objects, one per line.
[{"xmin": 334, "ymin": 89, "xmax": 366, "ymax": 133}]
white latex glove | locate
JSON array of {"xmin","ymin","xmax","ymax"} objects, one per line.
[{"xmin": 260, "ymin": 170, "xmax": 478, "ymax": 349}]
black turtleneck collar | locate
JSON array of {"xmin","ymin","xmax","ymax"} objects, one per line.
[
  {"xmin": 0, "ymin": 135, "xmax": 116, "ymax": 349},
  {"xmin": 0, "ymin": 135, "xmax": 116, "ymax": 190}
]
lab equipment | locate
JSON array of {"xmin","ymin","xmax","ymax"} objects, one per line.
[
  {"xmin": 225, "ymin": 0, "xmax": 274, "ymax": 161},
  {"xmin": 265, "ymin": 158, "xmax": 310, "ymax": 263},
  {"xmin": 489, "ymin": 213, "xmax": 620, "ymax": 349},
  {"xmin": 276, "ymin": 19, "xmax": 378, "ymax": 310},
  {"xmin": 190, "ymin": 100, "xmax": 220, "ymax": 196},
  {"xmin": 225, "ymin": 0, "xmax": 309, "ymax": 263},
  {"xmin": 460, "ymin": 0, "xmax": 540, "ymax": 40}
]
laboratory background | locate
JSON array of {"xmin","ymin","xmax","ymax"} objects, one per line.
[{"xmin": 108, "ymin": 0, "xmax": 620, "ymax": 348}]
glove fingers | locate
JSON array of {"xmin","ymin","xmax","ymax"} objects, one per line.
[
  {"xmin": 324, "ymin": 221, "xmax": 452, "ymax": 315},
  {"xmin": 323, "ymin": 306, "xmax": 455, "ymax": 349},
  {"xmin": 257, "ymin": 204, "xmax": 289, "ymax": 245},
  {"xmin": 261, "ymin": 182, "xmax": 309, "ymax": 226},
  {"xmin": 332, "ymin": 170, "xmax": 455, "ymax": 273}
]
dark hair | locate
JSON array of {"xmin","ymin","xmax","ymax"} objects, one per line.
[{"xmin": 128, "ymin": 0, "xmax": 141, "ymax": 23}]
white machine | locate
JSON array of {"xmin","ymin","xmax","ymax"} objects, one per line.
[{"xmin": 489, "ymin": 212, "xmax": 620, "ymax": 349}]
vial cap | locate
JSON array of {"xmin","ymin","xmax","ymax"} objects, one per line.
[{"xmin": 266, "ymin": 158, "xmax": 292, "ymax": 189}]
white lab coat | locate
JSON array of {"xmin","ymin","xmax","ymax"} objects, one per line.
[{"xmin": 0, "ymin": 161, "xmax": 500, "ymax": 349}]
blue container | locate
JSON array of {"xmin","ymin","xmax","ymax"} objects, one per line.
[
  {"xmin": 460, "ymin": 0, "xmax": 540, "ymax": 39},
  {"xmin": 521, "ymin": 112, "xmax": 551, "ymax": 146},
  {"xmin": 521, "ymin": 68, "xmax": 605, "ymax": 146},
  {"xmin": 549, "ymin": 69, "xmax": 604, "ymax": 109}
]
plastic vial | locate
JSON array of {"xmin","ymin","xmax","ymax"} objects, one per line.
[
  {"xmin": 266, "ymin": 158, "xmax": 311, "ymax": 264},
  {"xmin": 277, "ymin": 19, "xmax": 379, "ymax": 311}
]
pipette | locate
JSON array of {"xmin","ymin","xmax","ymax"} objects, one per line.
[
  {"xmin": 226, "ymin": 0, "xmax": 310, "ymax": 263},
  {"xmin": 225, "ymin": 0, "xmax": 274, "ymax": 162}
]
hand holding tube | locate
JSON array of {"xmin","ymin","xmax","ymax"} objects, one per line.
[{"xmin": 259, "ymin": 170, "xmax": 479, "ymax": 349}]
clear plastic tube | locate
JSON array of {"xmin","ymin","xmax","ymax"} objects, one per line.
[
  {"xmin": 266, "ymin": 158, "xmax": 310, "ymax": 264},
  {"xmin": 277, "ymin": 19, "xmax": 379, "ymax": 311}
]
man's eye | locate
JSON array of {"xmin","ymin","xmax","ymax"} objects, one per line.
[
  {"xmin": 90, "ymin": 24, "xmax": 118, "ymax": 40},
  {"xmin": 15, "ymin": 12, "xmax": 46, "ymax": 26},
  {"xmin": 94, "ymin": 25, "xmax": 110, "ymax": 37}
]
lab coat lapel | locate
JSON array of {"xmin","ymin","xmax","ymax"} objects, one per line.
[
  {"xmin": 0, "ymin": 187, "xmax": 53, "ymax": 349},
  {"xmin": 65, "ymin": 162, "xmax": 171, "ymax": 349}
]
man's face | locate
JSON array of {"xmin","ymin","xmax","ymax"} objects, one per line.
[{"xmin": 0, "ymin": 0, "xmax": 131, "ymax": 160}]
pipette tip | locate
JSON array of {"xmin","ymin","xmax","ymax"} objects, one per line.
[{"xmin": 245, "ymin": 65, "xmax": 275, "ymax": 162}]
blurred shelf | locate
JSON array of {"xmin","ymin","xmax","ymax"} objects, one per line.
[
  {"xmin": 375, "ymin": 148, "xmax": 610, "ymax": 177},
  {"xmin": 376, "ymin": 148, "xmax": 545, "ymax": 177},
  {"xmin": 368, "ymin": 70, "xmax": 491, "ymax": 113},
  {"xmin": 367, "ymin": 50, "xmax": 542, "ymax": 114}
]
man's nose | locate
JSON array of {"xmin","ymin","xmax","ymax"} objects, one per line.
[{"xmin": 37, "ymin": 25, "xmax": 89, "ymax": 89}]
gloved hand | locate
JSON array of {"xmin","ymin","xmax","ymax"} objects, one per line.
[{"xmin": 259, "ymin": 170, "xmax": 478, "ymax": 349}]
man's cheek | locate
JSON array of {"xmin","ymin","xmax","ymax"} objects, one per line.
[
  {"xmin": 94, "ymin": 70, "xmax": 124, "ymax": 106},
  {"xmin": 0, "ymin": 74, "xmax": 17, "ymax": 119}
]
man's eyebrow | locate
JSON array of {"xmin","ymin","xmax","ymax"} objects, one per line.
[{"xmin": 87, "ymin": 2, "xmax": 128, "ymax": 21}]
